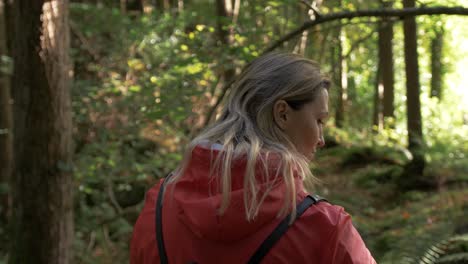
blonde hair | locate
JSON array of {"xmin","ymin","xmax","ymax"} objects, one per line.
[{"xmin": 169, "ymin": 52, "xmax": 329, "ymax": 221}]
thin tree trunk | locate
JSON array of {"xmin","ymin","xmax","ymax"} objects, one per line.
[
  {"xmin": 379, "ymin": 2, "xmax": 395, "ymax": 123},
  {"xmin": 153, "ymin": 0, "xmax": 164, "ymax": 11},
  {"xmin": 177, "ymin": 0, "xmax": 183, "ymax": 13},
  {"xmin": 120, "ymin": 0, "xmax": 126, "ymax": 13},
  {"xmin": 126, "ymin": 0, "xmax": 144, "ymax": 13},
  {"xmin": 198, "ymin": 0, "xmax": 236, "ymax": 128},
  {"xmin": 9, "ymin": 1, "xmax": 73, "ymax": 263},
  {"xmin": 216, "ymin": 0, "xmax": 235, "ymax": 82},
  {"xmin": 430, "ymin": 27, "xmax": 444, "ymax": 99},
  {"xmin": 402, "ymin": 0, "xmax": 425, "ymax": 183},
  {"xmin": 232, "ymin": 0, "xmax": 240, "ymax": 24},
  {"xmin": 373, "ymin": 60, "xmax": 383, "ymax": 129},
  {"xmin": 297, "ymin": 0, "xmax": 322, "ymax": 55},
  {"xmin": 0, "ymin": 0, "xmax": 13, "ymax": 225},
  {"xmin": 334, "ymin": 19, "xmax": 345, "ymax": 128}
]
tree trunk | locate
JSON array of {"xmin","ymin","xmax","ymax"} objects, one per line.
[
  {"xmin": 9, "ymin": 1, "xmax": 73, "ymax": 263},
  {"xmin": 3, "ymin": 0, "xmax": 11, "ymax": 52},
  {"xmin": 379, "ymin": 3, "xmax": 395, "ymax": 123},
  {"xmin": 232, "ymin": 0, "xmax": 240, "ymax": 24},
  {"xmin": 373, "ymin": 60, "xmax": 383, "ymax": 129},
  {"xmin": 120, "ymin": 0, "xmax": 126, "ymax": 13},
  {"xmin": 216, "ymin": 0, "xmax": 236, "ymax": 83},
  {"xmin": 0, "ymin": 0, "xmax": 13, "ymax": 225},
  {"xmin": 126, "ymin": 0, "xmax": 144, "ymax": 13},
  {"xmin": 373, "ymin": 14, "xmax": 393, "ymax": 131},
  {"xmin": 177, "ymin": 0, "xmax": 183, "ymax": 13},
  {"xmin": 152, "ymin": 0, "xmax": 170, "ymax": 11},
  {"xmin": 334, "ymin": 19, "xmax": 345, "ymax": 128},
  {"xmin": 402, "ymin": 0, "xmax": 425, "ymax": 185},
  {"xmin": 430, "ymin": 27, "xmax": 444, "ymax": 99},
  {"xmin": 305, "ymin": 1, "xmax": 325, "ymax": 59},
  {"xmin": 153, "ymin": 0, "xmax": 163, "ymax": 11},
  {"xmin": 296, "ymin": 0, "xmax": 322, "ymax": 55}
]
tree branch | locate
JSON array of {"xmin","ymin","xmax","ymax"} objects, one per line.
[
  {"xmin": 300, "ymin": 0, "xmax": 322, "ymax": 18},
  {"xmin": 69, "ymin": 21, "xmax": 101, "ymax": 62},
  {"xmin": 263, "ymin": 6, "xmax": 468, "ymax": 53},
  {"xmin": 202, "ymin": 6, "xmax": 468, "ymax": 129},
  {"xmin": 343, "ymin": 18, "xmax": 399, "ymax": 59}
]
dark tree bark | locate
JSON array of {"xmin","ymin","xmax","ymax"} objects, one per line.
[
  {"xmin": 373, "ymin": 60, "xmax": 382, "ymax": 129},
  {"xmin": 430, "ymin": 27, "xmax": 444, "ymax": 99},
  {"xmin": 127, "ymin": 0, "xmax": 144, "ymax": 13},
  {"xmin": 327, "ymin": 0, "xmax": 345, "ymax": 128},
  {"xmin": 0, "ymin": 0, "xmax": 13, "ymax": 225},
  {"xmin": 9, "ymin": 1, "xmax": 74, "ymax": 263},
  {"xmin": 334, "ymin": 20, "xmax": 345, "ymax": 128},
  {"xmin": 3, "ymin": 0, "xmax": 11, "ymax": 51},
  {"xmin": 153, "ymin": 0, "xmax": 163, "ymax": 10},
  {"xmin": 153, "ymin": 0, "xmax": 180, "ymax": 12},
  {"xmin": 379, "ymin": 20, "xmax": 395, "ymax": 121},
  {"xmin": 120, "ymin": 0, "xmax": 126, "ymax": 13},
  {"xmin": 215, "ymin": 0, "xmax": 235, "ymax": 83},
  {"xmin": 373, "ymin": 17, "xmax": 395, "ymax": 130},
  {"xmin": 402, "ymin": 0, "xmax": 425, "ymax": 185}
]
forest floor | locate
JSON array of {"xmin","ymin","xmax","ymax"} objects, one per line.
[{"xmin": 311, "ymin": 146, "xmax": 468, "ymax": 263}]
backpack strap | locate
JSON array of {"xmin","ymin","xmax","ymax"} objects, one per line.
[
  {"xmin": 247, "ymin": 194, "xmax": 327, "ymax": 264},
  {"xmin": 156, "ymin": 181, "xmax": 326, "ymax": 264},
  {"xmin": 155, "ymin": 173, "xmax": 174, "ymax": 264}
]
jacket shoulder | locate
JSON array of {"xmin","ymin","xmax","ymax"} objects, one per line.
[
  {"xmin": 302, "ymin": 198, "xmax": 349, "ymax": 226},
  {"xmin": 130, "ymin": 179, "xmax": 165, "ymax": 264},
  {"xmin": 293, "ymin": 201, "xmax": 377, "ymax": 263}
]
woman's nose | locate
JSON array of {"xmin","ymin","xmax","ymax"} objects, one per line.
[{"xmin": 317, "ymin": 136, "xmax": 325, "ymax": 148}]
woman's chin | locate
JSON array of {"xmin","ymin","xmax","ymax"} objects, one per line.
[{"xmin": 307, "ymin": 152, "xmax": 316, "ymax": 161}]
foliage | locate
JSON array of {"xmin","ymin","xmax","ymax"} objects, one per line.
[
  {"xmin": 314, "ymin": 140, "xmax": 467, "ymax": 263},
  {"xmin": 3, "ymin": 0, "xmax": 467, "ymax": 263},
  {"xmin": 68, "ymin": 1, "xmax": 292, "ymax": 262}
]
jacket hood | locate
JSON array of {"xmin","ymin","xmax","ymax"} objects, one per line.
[{"xmin": 169, "ymin": 145, "xmax": 305, "ymax": 243}]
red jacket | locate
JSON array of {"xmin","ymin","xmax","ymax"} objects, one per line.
[{"xmin": 131, "ymin": 146, "xmax": 377, "ymax": 264}]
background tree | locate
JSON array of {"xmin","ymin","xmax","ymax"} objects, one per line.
[
  {"xmin": 379, "ymin": 1, "xmax": 395, "ymax": 127},
  {"xmin": 402, "ymin": 0, "xmax": 426, "ymax": 187},
  {"xmin": 1, "ymin": 1, "xmax": 467, "ymax": 262},
  {"xmin": 330, "ymin": 0, "xmax": 345, "ymax": 128},
  {"xmin": 9, "ymin": 0, "xmax": 73, "ymax": 263},
  {"xmin": 216, "ymin": 0, "xmax": 236, "ymax": 84},
  {"xmin": 430, "ymin": 25, "xmax": 444, "ymax": 99},
  {"xmin": 0, "ymin": 0, "xmax": 13, "ymax": 226}
]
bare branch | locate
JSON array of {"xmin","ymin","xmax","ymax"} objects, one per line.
[
  {"xmin": 69, "ymin": 21, "xmax": 101, "ymax": 62},
  {"xmin": 202, "ymin": 6, "xmax": 468, "ymax": 129},
  {"xmin": 343, "ymin": 18, "xmax": 399, "ymax": 59},
  {"xmin": 263, "ymin": 6, "xmax": 468, "ymax": 53},
  {"xmin": 300, "ymin": 0, "xmax": 321, "ymax": 18}
]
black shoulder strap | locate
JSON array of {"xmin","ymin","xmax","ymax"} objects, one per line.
[
  {"xmin": 155, "ymin": 173, "xmax": 174, "ymax": 264},
  {"xmin": 247, "ymin": 194, "xmax": 327, "ymax": 264}
]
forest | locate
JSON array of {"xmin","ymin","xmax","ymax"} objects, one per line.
[{"xmin": 0, "ymin": 0, "xmax": 468, "ymax": 263}]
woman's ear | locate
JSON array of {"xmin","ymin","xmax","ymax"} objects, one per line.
[{"xmin": 273, "ymin": 100, "xmax": 289, "ymax": 130}]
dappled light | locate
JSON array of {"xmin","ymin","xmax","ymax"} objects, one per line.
[{"xmin": 1, "ymin": 0, "xmax": 468, "ymax": 263}]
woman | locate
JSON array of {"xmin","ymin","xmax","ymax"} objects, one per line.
[{"xmin": 131, "ymin": 53, "xmax": 376, "ymax": 263}]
